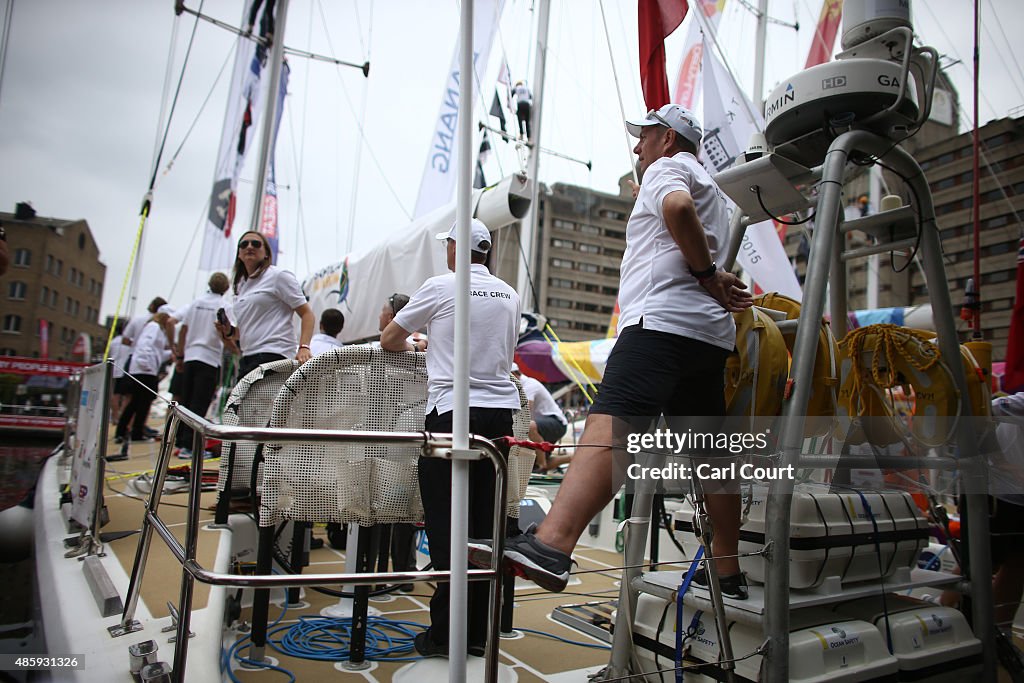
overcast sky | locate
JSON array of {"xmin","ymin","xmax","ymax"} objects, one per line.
[{"xmin": 1, "ymin": 0, "xmax": 1021, "ymax": 320}]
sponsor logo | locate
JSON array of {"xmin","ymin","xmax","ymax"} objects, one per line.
[
  {"xmin": 822, "ymin": 75, "xmax": 847, "ymax": 90},
  {"xmin": 765, "ymin": 84, "xmax": 796, "ymax": 117}
]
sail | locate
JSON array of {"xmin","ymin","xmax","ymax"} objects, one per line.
[
  {"xmin": 701, "ymin": 47, "xmax": 803, "ymax": 300},
  {"xmin": 412, "ymin": 0, "xmax": 505, "ymax": 219},
  {"xmin": 200, "ymin": 1, "xmax": 272, "ymax": 270},
  {"xmin": 638, "ymin": 0, "xmax": 688, "ymax": 109}
]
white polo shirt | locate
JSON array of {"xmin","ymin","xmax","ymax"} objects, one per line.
[
  {"xmin": 121, "ymin": 313, "xmax": 150, "ymax": 347},
  {"xmin": 233, "ymin": 265, "xmax": 308, "ymax": 357},
  {"xmin": 310, "ymin": 333, "xmax": 343, "ymax": 355},
  {"xmin": 128, "ymin": 321, "xmax": 168, "ymax": 376},
  {"xmin": 519, "ymin": 374, "xmax": 567, "ymax": 425},
  {"xmin": 394, "ymin": 264, "xmax": 521, "ymax": 415},
  {"xmin": 617, "ymin": 151, "xmax": 735, "ymax": 351},
  {"xmin": 177, "ymin": 291, "xmax": 228, "ymax": 367}
]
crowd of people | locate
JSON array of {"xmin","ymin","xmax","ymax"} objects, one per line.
[{"xmin": 96, "ymin": 103, "xmax": 1022, "ymax": 664}]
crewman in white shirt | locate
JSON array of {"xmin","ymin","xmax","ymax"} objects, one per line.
[{"xmin": 381, "ymin": 218, "xmax": 520, "ymax": 658}]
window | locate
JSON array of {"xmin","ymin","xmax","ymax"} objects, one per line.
[
  {"xmin": 548, "ymin": 298, "xmax": 574, "ymax": 309},
  {"xmin": 40, "ymin": 286, "xmax": 49, "ymax": 305},
  {"xmin": 77, "ymin": 271, "xmax": 84, "ymax": 287},
  {"xmin": 78, "ymin": 233, "xmax": 86, "ymax": 250},
  {"xmin": 553, "ymin": 219, "xmax": 575, "ymax": 231},
  {"xmin": 8, "ymin": 281, "xmax": 27, "ymax": 300},
  {"xmin": 69, "ymin": 267, "xmax": 77, "ymax": 284},
  {"xmin": 551, "ymin": 239, "xmax": 575, "ymax": 249},
  {"xmin": 56, "ymin": 259, "xmax": 63, "ymax": 276},
  {"xmin": 46, "ymin": 254, "xmax": 54, "ymax": 273},
  {"xmin": 578, "ymin": 243, "xmax": 601, "ymax": 254},
  {"xmin": 14, "ymin": 249, "xmax": 31, "ymax": 266},
  {"xmin": 580, "ymin": 224, "xmax": 601, "ymax": 235},
  {"xmin": 0, "ymin": 348, "xmax": 17, "ymax": 356},
  {"xmin": 551, "ymin": 258, "xmax": 574, "ymax": 269},
  {"xmin": 72, "ymin": 300, "xmax": 80, "ymax": 317},
  {"xmin": 2, "ymin": 314, "xmax": 22, "ymax": 333},
  {"xmin": 49, "ymin": 289, "xmax": 58, "ymax": 307},
  {"xmin": 579, "ymin": 263, "xmax": 599, "ymax": 273}
]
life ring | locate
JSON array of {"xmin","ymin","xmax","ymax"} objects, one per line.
[
  {"xmin": 837, "ymin": 324, "xmax": 968, "ymax": 447},
  {"xmin": 754, "ymin": 293, "xmax": 840, "ymax": 437},
  {"xmin": 725, "ymin": 305, "xmax": 789, "ymax": 427}
]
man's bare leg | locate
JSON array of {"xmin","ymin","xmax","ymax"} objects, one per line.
[
  {"xmin": 704, "ymin": 491, "xmax": 741, "ymax": 576},
  {"xmin": 533, "ymin": 413, "xmax": 624, "ymax": 554}
]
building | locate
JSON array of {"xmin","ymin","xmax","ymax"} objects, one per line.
[
  {"xmin": 0, "ymin": 203, "xmax": 107, "ymax": 360},
  {"xmin": 491, "ymin": 178, "xmax": 632, "ymax": 342}
]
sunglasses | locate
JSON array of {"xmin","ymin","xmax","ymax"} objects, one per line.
[
  {"xmin": 646, "ymin": 108, "xmax": 673, "ymax": 129},
  {"xmin": 238, "ymin": 239, "xmax": 264, "ymax": 249}
]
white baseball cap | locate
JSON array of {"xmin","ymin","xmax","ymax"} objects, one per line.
[
  {"xmin": 436, "ymin": 218, "xmax": 492, "ymax": 254},
  {"xmin": 625, "ymin": 104, "xmax": 703, "ymax": 148},
  {"xmin": 157, "ymin": 304, "xmax": 175, "ymax": 316}
]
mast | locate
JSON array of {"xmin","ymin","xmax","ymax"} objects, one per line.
[
  {"xmin": 248, "ymin": 0, "xmax": 290, "ymax": 239},
  {"xmin": 752, "ymin": 0, "xmax": 768, "ymax": 104},
  {"xmin": 515, "ymin": 0, "xmax": 551, "ymax": 312},
  {"xmin": 970, "ymin": 0, "xmax": 982, "ymax": 338}
]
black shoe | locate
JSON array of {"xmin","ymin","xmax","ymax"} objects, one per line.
[
  {"xmin": 398, "ymin": 583, "xmax": 415, "ymax": 593},
  {"xmin": 414, "ymin": 630, "xmax": 448, "ymax": 658},
  {"xmin": 468, "ymin": 643, "xmax": 485, "ymax": 658},
  {"xmin": 309, "ymin": 536, "xmax": 324, "ymax": 550},
  {"xmin": 468, "ymin": 524, "xmax": 574, "ymax": 593},
  {"xmin": 690, "ymin": 568, "xmax": 748, "ymax": 600},
  {"xmin": 327, "ymin": 523, "xmax": 347, "ymax": 549},
  {"xmin": 113, "ymin": 436, "xmax": 124, "ymax": 445},
  {"xmin": 144, "ymin": 427, "xmax": 160, "ymax": 438}
]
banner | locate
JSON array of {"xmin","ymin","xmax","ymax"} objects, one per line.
[
  {"xmin": 701, "ymin": 48, "xmax": 803, "ymax": 300},
  {"xmin": 261, "ymin": 60, "xmax": 290, "ymax": 263},
  {"xmin": 0, "ymin": 357, "xmax": 88, "ymax": 377},
  {"xmin": 413, "ymin": 0, "xmax": 505, "ymax": 218},
  {"xmin": 805, "ymin": 0, "xmax": 844, "ymax": 68},
  {"xmin": 671, "ymin": 0, "xmax": 724, "ymax": 107},
  {"xmin": 200, "ymin": 1, "xmax": 272, "ymax": 270},
  {"xmin": 638, "ymin": 0, "xmax": 688, "ymax": 110},
  {"xmin": 39, "ymin": 318, "xmax": 49, "ymax": 358},
  {"xmin": 69, "ymin": 363, "xmax": 110, "ymax": 532}
]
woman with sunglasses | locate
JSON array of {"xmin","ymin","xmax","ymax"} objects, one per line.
[{"xmin": 217, "ymin": 230, "xmax": 315, "ymax": 379}]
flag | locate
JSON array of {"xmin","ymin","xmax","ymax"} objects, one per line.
[
  {"xmin": 701, "ymin": 46, "xmax": 802, "ymax": 300},
  {"xmin": 200, "ymin": 1, "xmax": 271, "ymax": 270},
  {"xmin": 805, "ymin": 0, "xmax": 844, "ymax": 68},
  {"xmin": 1004, "ymin": 237, "xmax": 1024, "ymax": 392},
  {"xmin": 474, "ymin": 133, "xmax": 491, "ymax": 189},
  {"xmin": 639, "ymin": 0, "xmax": 687, "ymax": 110},
  {"xmin": 413, "ymin": 0, "xmax": 505, "ymax": 218},
  {"xmin": 39, "ymin": 319, "xmax": 49, "ymax": 359},
  {"xmin": 490, "ymin": 90, "xmax": 507, "ymax": 134},
  {"xmin": 671, "ymin": 0, "xmax": 725, "ymax": 107},
  {"xmin": 260, "ymin": 59, "xmax": 289, "ymax": 263}
]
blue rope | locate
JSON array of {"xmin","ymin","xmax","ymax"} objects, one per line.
[
  {"xmin": 269, "ymin": 615, "xmax": 427, "ymax": 662},
  {"xmin": 515, "ymin": 627, "xmax": 611, "ymax": 650},
  {"xmin": 676, "ymin": 546, "xmax": 704, "ymax": 683}
]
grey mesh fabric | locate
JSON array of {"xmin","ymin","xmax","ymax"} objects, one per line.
[
  {"xmin": 218, "ymin": 359, "xmax": 299, "ymax": 492},
  {"xmin": 257, "ymin": 345, "xmax": 534, "ymax": 527}
]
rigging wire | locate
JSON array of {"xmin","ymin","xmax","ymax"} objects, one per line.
[
  {"xmin": 597, "ymin": 0, "xmax": 638, "ymax": 186},
  {"xmin": 0, "ymin": 0, "xmax": 13, "ymax": 99},
  {"xmin": 162, "ymin": 45, "xmax": 234, "ymax": 178},
  {"xmin": 167, "ymin": 199, "xmax": 212, "ymax": 302},
  {"xmin": 984, "ymin": 0, "xmax": 1024, "ymax": 103}
]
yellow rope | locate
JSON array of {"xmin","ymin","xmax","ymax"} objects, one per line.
[
  {"xmin": 102, "ymin": 200, "xmax": 151, "ymax": 361},
  {"xmin": 838, "ymin": 323, "xmax": 941, "ymax": 416}
]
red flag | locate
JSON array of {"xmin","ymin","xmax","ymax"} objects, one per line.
[
  {"xmin": 639, "ymin": 0, "xmax": 688, "ymax": 110},
  {"xmin": 1004, "ymin": 237, "xmax": 1024, "ymax": 392},
  {"xmin": 805, "ymin": 0, "xmax": 844, "ymax": 68}
]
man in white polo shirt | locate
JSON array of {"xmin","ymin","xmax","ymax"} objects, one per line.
[
  {"xmin": 164, "ymin": 272, "xmax": 230, "ymax": 458},
  {"xmin": 381, "ymin": 218, "xmax": 520, "ymax": 658},
  {"xmin": 469, "ymin": 105, "xmax": 753, "ymax": 599}
]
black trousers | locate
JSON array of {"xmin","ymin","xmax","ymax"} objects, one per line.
[
  {"xmin": 117, "ymin": 373, "xmax": 159, "ymax": 440},
  {"xmin": 238, "ymin": 352, "xmax": 285, "ymax": 380},
  {"xmin": 419, "ymin": 407, "xmax": 512, "ymax": 649},
  {"xmin": 176, "ymin": 360, "xmax": 220, "ymax": 448}
]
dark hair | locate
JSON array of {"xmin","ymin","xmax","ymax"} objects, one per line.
[
  {"xmin": 232, "ymin": 231, "xmax": 273, "ymax": 294},
  {"xmin": 666, "ymin": 126, "xmax": 698, "ymax": 155},
  {"xmin": 388, "ymin": 292, "xmax": 411, "ymax": 315},
  {"xmin": 147, "ymin": 297, "xmax": 167, "ymax": 314},
  {"xmin": 321, "ymin": 308, "xmax": 345, "ymax": 337}
]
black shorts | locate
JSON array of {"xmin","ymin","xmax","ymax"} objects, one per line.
[
  {"xmin": 534, "ymin": 414, "xmax": 567, "ymax": 444},
  {"xmin": 114, "ymin": 375, "xmax": 132, "ymax": 395},
  {"xmin": 592, "ymin": 324, "xmax": 730, "ymax": 423}
]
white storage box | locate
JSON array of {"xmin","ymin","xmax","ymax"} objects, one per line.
[
  {"xmin": 672, "ymin": 483, "xmax": 929, "ymax": 589},
  {"xmin": 632, "ymin": 593, "xmax": 900, "ymax": 682},
  {"xmin": 831, "ymin": 596, "xmax": 982, "ymax": 681}
]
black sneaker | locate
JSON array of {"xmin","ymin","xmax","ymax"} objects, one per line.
[
  {"xmin": 690, "ymin": 568, "xmax": 749, "ymax": 600},
  {"xmin": 414, "ymin": 630, "xmax": 448, "ymax": 658},
  {"xmin": 468, "ymin": 643, "xmax": 485, "ymax": 658},
  {"xmin": 468, "ymin": 525, "xmax": 573, "ymax": 593}
]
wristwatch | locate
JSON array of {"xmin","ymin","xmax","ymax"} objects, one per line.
[{"xmin": 689, "ymin": 261, "xmax": 717, "ymax": 281}]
